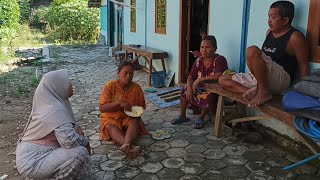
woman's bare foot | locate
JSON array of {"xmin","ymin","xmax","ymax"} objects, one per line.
[
  {"xmin": 243, "ymin": 87, "xmax": 258, "ymax": 100},
  {"xmin": 128, "ymin": 145, "xmax": 141, "ymax": 159},
  {"xmin": 247, "ymin": 91, "xmax": 272, "ymax": 107},
  {"xmin": 120, "ymin": 144, "xmax": 130, "ymax": 155}
]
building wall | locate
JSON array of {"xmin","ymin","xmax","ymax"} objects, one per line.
[
  {"xmin": 145, "ymin": 0, "xmax": 181, "ymax": 83},
  {"xmin": 208, "ymin": 0, "xmax": 244, "ymax": 72},
  {"xmin": 113, "ymin": 5, "xmax": 119, "ymax": 46},
  {"xmin": 247, "ymin": 0, "xmax": 310, "ymax": 47},
  {"xmin": 121, "ymin": 0, "xmax": 180, "ymax": 83},
  {"xmin": 100, "ymin": 3, "xmax": 108, "ymax": 44},
  {"xmin": 123, "ymin": 0, "xmax": 146, "ymax": 46}
]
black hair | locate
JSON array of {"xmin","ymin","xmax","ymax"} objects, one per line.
[
  {"xmin": 200, "ymin": 24, "xmax": 208, "ymax": 34},
  {"xmin": 118, "ymin": 60, "xmax": 134, "ymax": 72},
  {"xmin": 270, "ymin": 1, "xmax": 295, "ymax": 24},
  {"xmin": 202, "ymin": 35, "xmax": 217, "ymax": 49}
]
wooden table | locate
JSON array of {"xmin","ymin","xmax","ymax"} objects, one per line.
[{"xmin": 122, "ymin": 45, "xmax": 168, "ymax": 86}]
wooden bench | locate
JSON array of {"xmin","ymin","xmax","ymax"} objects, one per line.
[
  {"xmin": 205, "ymin": 83, "xmax": 320, "ymax": 155},
  {"xmin": 122, "ymin": 45, "xmax": 168, "ymax": 86},
  {"xmin": 114, "ymin": 51, "xmax": 133, "ymax": 65}
]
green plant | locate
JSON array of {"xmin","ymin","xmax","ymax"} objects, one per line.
[
  {"xmin": 30, "ymin": 76, "xmax": 40, "ymax": 87},
  {"xmin": 38, "ymin": 0, "xmax": 100, "ymax": 43},
  {"xmin": 19, "ymin": 0, "xmax": 31, "ymax": 24},
  {"xmin": 0, "ymin": 24, "xmax": 44, "ymax": 64},
  {"xmin": 0, "ymin": 0, "xmax": 20, "ymax": 43}
]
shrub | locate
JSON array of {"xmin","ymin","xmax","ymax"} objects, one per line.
[
  {"xmin": 19, "ymin": 0, "xmax": 31, "ymax": 24},
  {"xmin": 38, "ymin": 0, "xmax": 100, "ymax": 43},
  {"xmin": 0, "ymin": 0, "xmax": 20, "ymax": 43}
]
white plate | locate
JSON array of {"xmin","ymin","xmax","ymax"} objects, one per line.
[{"xmin": 124, "ymin": 106, "xmax": 144, "ymax": 117}]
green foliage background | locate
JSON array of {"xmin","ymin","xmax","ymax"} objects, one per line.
[
  {"xmin": 0, "ymin": 0, "xmax": 100, "ymax": 64},
  {"xmin": 0, "ymin": 0, "xmax": 20, "ymax": 43},
  {"xmin": 38, "ymin": 0, "xmax": 100, "ymax": 43}
]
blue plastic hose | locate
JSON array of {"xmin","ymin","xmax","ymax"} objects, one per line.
[{"xmin": 282, "ymin": 117, "xmax": 320, "ymax": 170}]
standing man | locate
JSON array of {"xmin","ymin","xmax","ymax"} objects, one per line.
[{"xmin": 219, "ymin": 1, "xmax": 309, "ymax": 107}]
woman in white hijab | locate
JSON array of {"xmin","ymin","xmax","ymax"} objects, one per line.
[{"xmin": 16, "ymin": 69, "xmax": 91, "ymax": 179}]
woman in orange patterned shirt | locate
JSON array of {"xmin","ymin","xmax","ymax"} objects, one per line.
[{"xmin": 99, "ymin": 61, "xmax": 148, "ymax": 158}]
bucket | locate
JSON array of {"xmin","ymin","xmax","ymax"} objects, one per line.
[{"xmin": 151, "ymin": 71, "xmax": 165, "ymax": 88}]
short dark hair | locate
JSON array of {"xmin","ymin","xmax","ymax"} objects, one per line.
[
  {"xmin": 118, "ymin": 60, "xmax": 134, "ymax": 72},
  {"xmin": 270, "ymin": 1, "xmax": 295, "ymax": 24},
  {"xmin": 202, "ymin": 35, "xmax": 217, "ymax": 49}
]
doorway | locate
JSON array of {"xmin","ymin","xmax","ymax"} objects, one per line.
[
  {"xmin": 179, "ymin": 0, "xmax": 209, "ymax": 83},
  {"xmin": 109, "ymin": 1, "xmax": 115, "ymax": 47}
]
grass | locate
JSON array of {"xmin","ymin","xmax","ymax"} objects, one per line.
[
  {"xmin": 0, "ymin": 24, "xmax": 44, "ymax": 65},
  {"xmin": 0, "ymin": 66, "xmax": 39, "ymax": 98}
]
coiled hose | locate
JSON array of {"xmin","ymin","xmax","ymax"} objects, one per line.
[{"xmin": 283, "ymin": 117, "xmax": 320, "ymax": 170}]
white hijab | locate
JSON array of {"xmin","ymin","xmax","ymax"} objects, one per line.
[{"xmin": 21, "ymin": 69, "xmax": 75, "ymax": 141}]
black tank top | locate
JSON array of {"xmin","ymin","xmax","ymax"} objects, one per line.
[{"xmin": 262, "ymin": 28, "xmax": 299, "ymax": 81}]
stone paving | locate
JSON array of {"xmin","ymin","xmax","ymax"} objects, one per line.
[{"xmin": 49, "ymin": 45, "xmax": 320, "ymax": 180}]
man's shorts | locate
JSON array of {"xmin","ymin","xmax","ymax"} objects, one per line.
[{"xmin": 232, "ymin": 52, "xmax": 290, "ymax": 94}]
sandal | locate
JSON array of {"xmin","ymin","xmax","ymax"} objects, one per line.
[
  {"xmin": 171, "ymin": 116, "xmax": 190, "ymax": 125},
  {"xmin": 194, "ymin": 118, "xmax": 205, "ymax": 129},
  {"xmin": 150, "ymin": 129, "xmax": 172, "ymax": 140}
]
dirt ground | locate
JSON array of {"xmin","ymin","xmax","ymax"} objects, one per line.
[{"xmin": 0, "ymin": 65, "xmax": 38, "ymax": 180}]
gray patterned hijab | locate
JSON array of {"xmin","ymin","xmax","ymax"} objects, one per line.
[{"xmin": 21, "ymin": 69, "xmax": 75, "ymax": 141}]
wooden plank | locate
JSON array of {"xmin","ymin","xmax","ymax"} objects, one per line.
[
  {"xmin": 142, "ymin": 56, "xmax": 156, "ymax": 72},
  {"xmin": 148, "ymin": 57, "xmax": 153, "ymax": 86},
  {"xmin": 122, "ymin": 45, "xmax": 169, "ymax": 59},
  {"xmin": 159, "ymin": 90, "xmax": 181, "ymax": 98},
  {"xmin": 292, "ymin": 128, "xmax": 320, "ymax": 154},
  {"xmin": 214, "ymin": 95, "xmax": 224, "ymax": 137},
  {"xmin": 163, "ymin": 94, "xmax": 180, "ymax": 102},
  {"xmin": 161, "ymin": 58, "xmax": 167, "ymax": 73},
  {"xmin": 228, "ymin": 115, "xmax": 271, "ymax": 124}
]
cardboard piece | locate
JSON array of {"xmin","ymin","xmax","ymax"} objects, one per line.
[{"xmin": 164, "ymin": 70, "xmax": 174, "ymax": 87}]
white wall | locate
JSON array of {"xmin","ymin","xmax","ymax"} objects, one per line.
[
  {"xmin": 145, "ymin": 0, "xmax": 181, "ymax": 84},
  {"xmin": 123, "ymin": 0, "xmax": 146, "ymax": 45},
  {"xmin": 208, "ymin": 0, "xmax": 244, "ymax": 71},
  {"xmin": 121, "ymin": 0, "xmax": 181, "ymax": 84},
  {"xmin": 247, "ymin": 0, "xmax": 310, "ymax": 48}
]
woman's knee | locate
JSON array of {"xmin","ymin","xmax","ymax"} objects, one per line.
[
  {"xmin": 127, "ymin": 118, "xmax": 139, "ymax": 127},
  {"xmin": 106, "ymin": 124, "xmax": 118, "ymax": 132}
]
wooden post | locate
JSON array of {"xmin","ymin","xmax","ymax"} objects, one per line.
[
  {"xmin": 161, "ymin": 58, "xmax": 166, "ymax": 74},
  {"xmin": 214, "ymin": 95, "xmax": 224, "ymax": 137},
  {"xmin": 148, "ymin": 58, "xmax": 153, "ymax": 86}
]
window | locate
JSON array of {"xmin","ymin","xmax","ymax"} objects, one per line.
[
  {"xmin": 130, "ymin": 0, "xmax": 136, "ymax": 32},
  {"xmin": 155, "ymin": 0, "xmax": 166, "ymax": 34},
  {"xmin": 307, "ymin": 0, "xmax": 320, "ymax": 62}
]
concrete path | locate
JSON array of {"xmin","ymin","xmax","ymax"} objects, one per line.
[{"xmin": 48, "ymin": 45, "xmax": 319, "ymax": 180}]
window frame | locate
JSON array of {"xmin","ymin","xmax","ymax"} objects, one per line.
[
  {"xmin": 307, "ymin": 0, "xmax": 320, "ymax": 62},
  {"xmin": 155, "ymin": 0, "xmax": 166, "ymax": 34},
  {"xmin": 130, "ymin": 0, "xmax": 136, "ymax": 32}
]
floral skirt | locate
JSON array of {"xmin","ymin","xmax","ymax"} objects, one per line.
[{"xmin": 180, "ymin": 85, "xmax": 218, "ymax": 112}]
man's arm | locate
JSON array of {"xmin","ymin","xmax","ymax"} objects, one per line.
[
  {"xmin": 290, "ymin": 31, "xmax": 310, "ymax": 79},
  {"xmin": 199, "ymin": 72, "xmax": 223, "ymax": 82}
]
